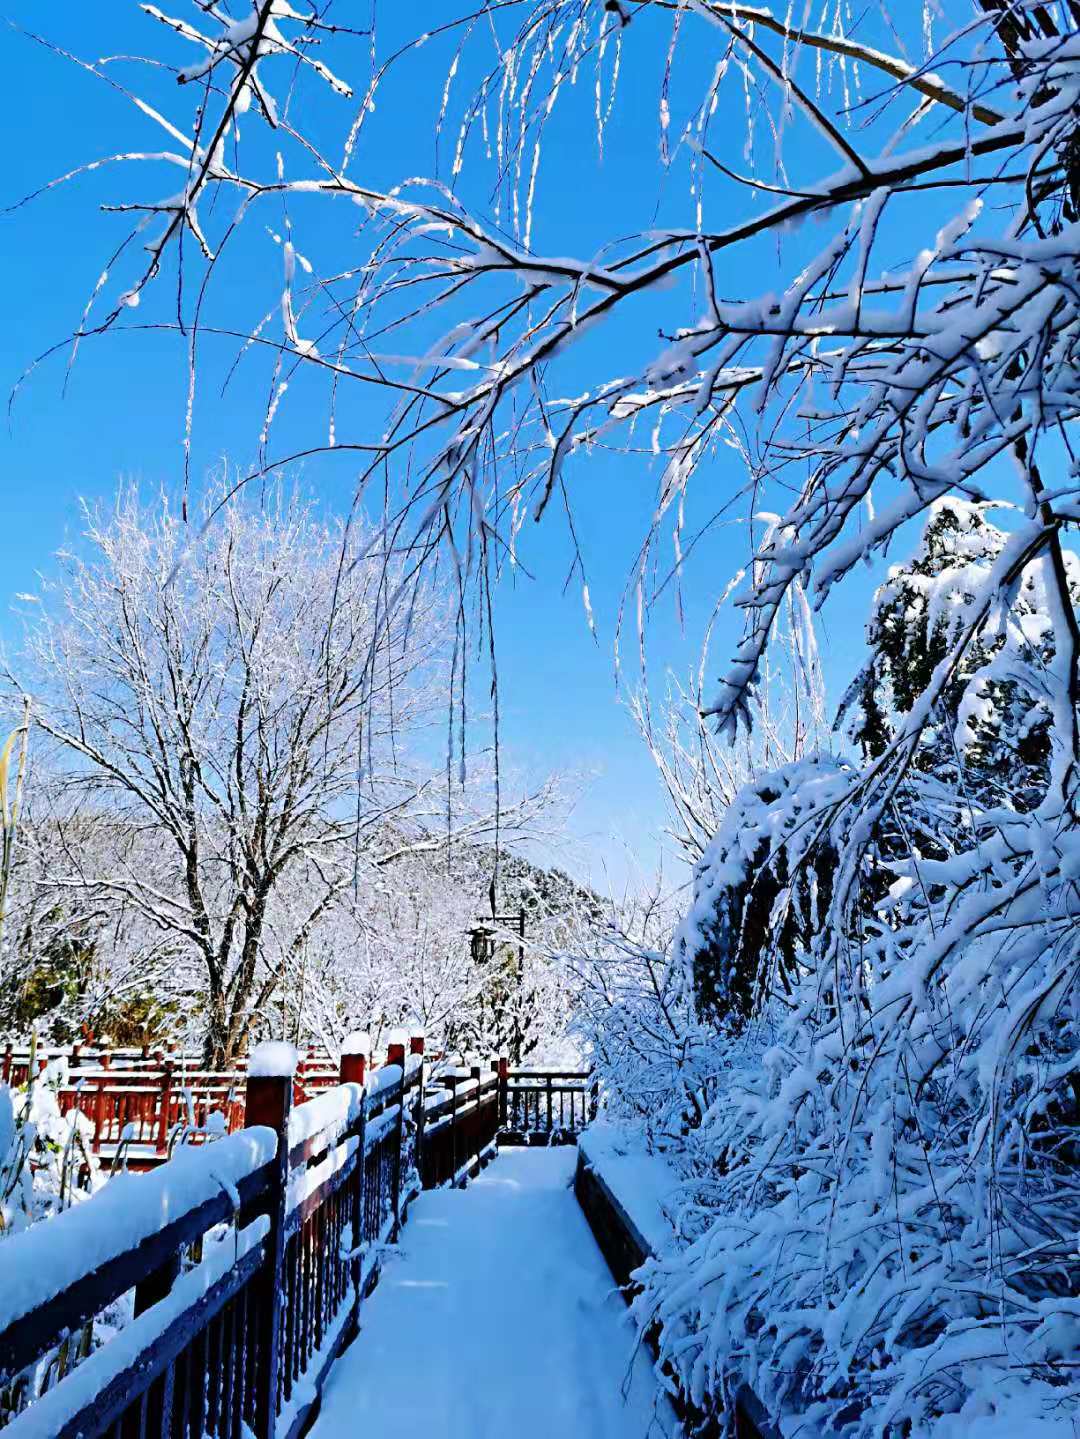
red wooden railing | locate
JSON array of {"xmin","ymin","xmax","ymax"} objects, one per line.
[
  {"xmin": 1, "ymin": 1040, "xmax": 596, "ymax": 1171},
  {"xmin": 0, "ymin": 1037, "xmax": 587, "ymax": 1437},
  {"xmin": 0, "ymin": 1042, "xmax": 367, "ymax": 1169}
]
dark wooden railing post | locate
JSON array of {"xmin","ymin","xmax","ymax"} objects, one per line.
[
  {"xmin": 469, "ymin": 1063, "xmax": 484, "ymax": 1179},
  {"xmin": 70, "ymin": 1042, "xmax": 82, "ymax": 1071},
  {"xmin": 410, "ymin": 1031, "xmax": 426, "ymax": 1188},
  {"xmin": 340, "ymin": 1032, "xmax": 369, "ymax": 1315},
  {"xmin": 386, "ymin": 1032, "xmax": 406, "ymax": 1240},
  {"xmin": 589, "ymin": 1073, "xmax": 599, "ymax": 1124},
  {"xmin": 1, "ymin": 1042, "xmax": 11, "ymax": 1084},
  {"xmin": 496, "ymin": 1054, "xmax": 509, "ymax": 1130},
  {"xmin": 245, "ymin": 1045, "xmax": 294, "ymax": 1439},
  {"xmin": 448, "ymin": 1072, "xmax": 460, "ymax": 1183}
]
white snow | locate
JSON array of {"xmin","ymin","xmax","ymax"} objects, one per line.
[
  {"xmin": 288, "ymin": 1084, "xmax": 364, "ymax": 1148},
  {"xmin": 0, "ymin": 1128, "xmax": 276, "ymax": 1331},
  {"xmin": 365, "ymin": 1063, "xmax": 402, "ymax": 1098},
  {"xmin": 340, "ymin": 1031, "xmax": 370, "ymax": 1058},
  {"xmin": 579, "ymin": 1123, "xmax": 682, "ymax": 1256},
  {"xmin": 310, "ymin": 1148, "xmax": 677, "ymax": 1439},
  {"xmin": 248, "ymin": 1041, "xmax": 299, "ymax": 1078}
]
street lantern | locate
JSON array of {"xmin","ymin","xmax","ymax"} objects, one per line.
[
  {"xmin": 465, "ymin": 908, "xmax": 526, "ymax": 1064},
  {"xmin": 468, "ymin": 925, "xmax": 495, "ymax": 968}
]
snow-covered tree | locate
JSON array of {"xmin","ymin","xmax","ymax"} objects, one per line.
[
  {"xmin": 287, "ymin": 840, "xmax": 597, "ymax": 1063},
  {"xmin": 15, "ymin": 1, "xmax": 1080, "ymax": 1430},
  {"xmin": 7, "ymin": 485, "xmax": 559, "ymax": 1064}
]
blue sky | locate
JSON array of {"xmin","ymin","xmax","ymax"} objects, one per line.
[{"xmin": 0, "ymin": 2, "xmax": 914, "ymax": 893}]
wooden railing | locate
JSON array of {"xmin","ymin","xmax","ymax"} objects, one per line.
[
  {"xmin": 0, "ymin": 1036, "xmax": 514, "ymax": 1438},
  {"xmin": 1, "ymin": 1048, "xmax": 596, "ymax": 1168},
  {"xmin": 500, "ymin": 1067, "xmax": 596, "ymax": 1141},
  {"xmin": 2, "ymin": 1042, "xmax": 339, "ymax": 1087},
  {"xmin": 422, "ymin": 1064, "xmax": 501, "ymax": 1187},
  {"xmin": 0, "ymin": 1045, "xmax": 367, "ymax": 1169}
]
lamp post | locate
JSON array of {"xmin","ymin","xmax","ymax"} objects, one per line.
[{"xmin": 467, "ymin": 907, "xmax": 526, "ymax": 1064}]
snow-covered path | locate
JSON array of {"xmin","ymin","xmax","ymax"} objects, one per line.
[{"xmin": 311, "ymin": 1148, "xmax": 676, "ymax": 1439}]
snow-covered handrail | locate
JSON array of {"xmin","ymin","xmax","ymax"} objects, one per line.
[
  {"xmin": 0, "ymin": 1035, "xmax": 435, "ymax": 1439},
  {"xmin": 0, "ymin": 1129, "xmax": 278, "ymax": 1374},
  {"xmin": 0, "ymin": 1031, "xmax": 589, "ymax": 1438}
]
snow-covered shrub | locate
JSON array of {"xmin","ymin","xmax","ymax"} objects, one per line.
[
  {"xmin": 0, "ymin": 1062, "xmax": 96, "ymax": 1238},
  {"xmin": 634, "ymin": 505, "xmax": 1080, "ymax": 1434},
  {"xmin": 0, "ymin": 1085, "xmax": 33, "ymax": 1236}
]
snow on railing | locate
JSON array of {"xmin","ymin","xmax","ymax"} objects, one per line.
[
  {"xmin": 0, "ymin": 1041, "xmax": 348, "ymax": 1171},
  {"xmin": 0, "ymin": 1032, "xmax": 540, "ymax": 1439}
]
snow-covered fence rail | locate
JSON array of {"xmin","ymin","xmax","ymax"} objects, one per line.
[
  {"xmin": 0, "ymin": 1116, "xmax": 280, "ymax": 1438},
  {"xmin": 0, "ymin": 1034, "xmax": 521, "ymax": 1437},
  {"xmin": 501, "ymin": 1068, "xmax": 596, "ymax": 1142},
  {"xmin": 421, "ymin": 1063, "xmax": 501, "ymax": 1188}
]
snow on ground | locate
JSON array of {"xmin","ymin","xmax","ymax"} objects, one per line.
[
  {"xmin": 578, "ymin": 1123, "xmax": 683, "ymax": 1256},
  {"xmin": 311, "ymin": 1147, "xmax": 677, "ymax": 1439}
]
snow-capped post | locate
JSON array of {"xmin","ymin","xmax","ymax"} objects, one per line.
[
  {"xmin": 340, "ymin": 1030, "xmax": 370, "ymax": 1087},
  {"xmin": 386, "ymin": 1031, "xmax": 407, "ymax": 1070},
  {"xmin": 386, "ymin": 1029, "xmax": 407, "ymax": 1240},
  {"xmin": 245, "ymin": 1041, "xmax": 297, "ymax": 1439},
  {"xmin": 496, "ymin": 1053, "xmax": 509, "ymax": 1130},
  {"xmin": 70, "ymin": 1041, "xmax": 82, "ymax": 1069},
  {"xmin": 99, "ymin": 1045, "xmax": 112, "ymax": 1071},
  {"xmin": 340, "ymin": 1032, "xmax": 370, "ymax": 1303}
]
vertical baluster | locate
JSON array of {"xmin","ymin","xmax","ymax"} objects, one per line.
[
  {"xmin": 281, "ymin": 1231, "xmax": 297, "ymax": 1405},
  {"xmin": 188, "ymin": 1314, "xmax": 208, "ymax": 1439},
  {"xmin": 155, "ymin": 1064, "xmax": 173, "ymax": 1159},
  {"xmin": 304, "ymin": 1216, "xmax": 315, "ymax": 1374},
  {"xmin": 218, "ymin": 1301, "xmax": 235, "ymax": 1439},
  {"xmin": 205, "ymin": 1312, "xmax": 223, "ymax": 1436}
]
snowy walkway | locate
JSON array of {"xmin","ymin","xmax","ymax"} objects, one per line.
[{"xmin": 312, "ymin": 1148, "xmax": 676, "ymax": 1439}]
